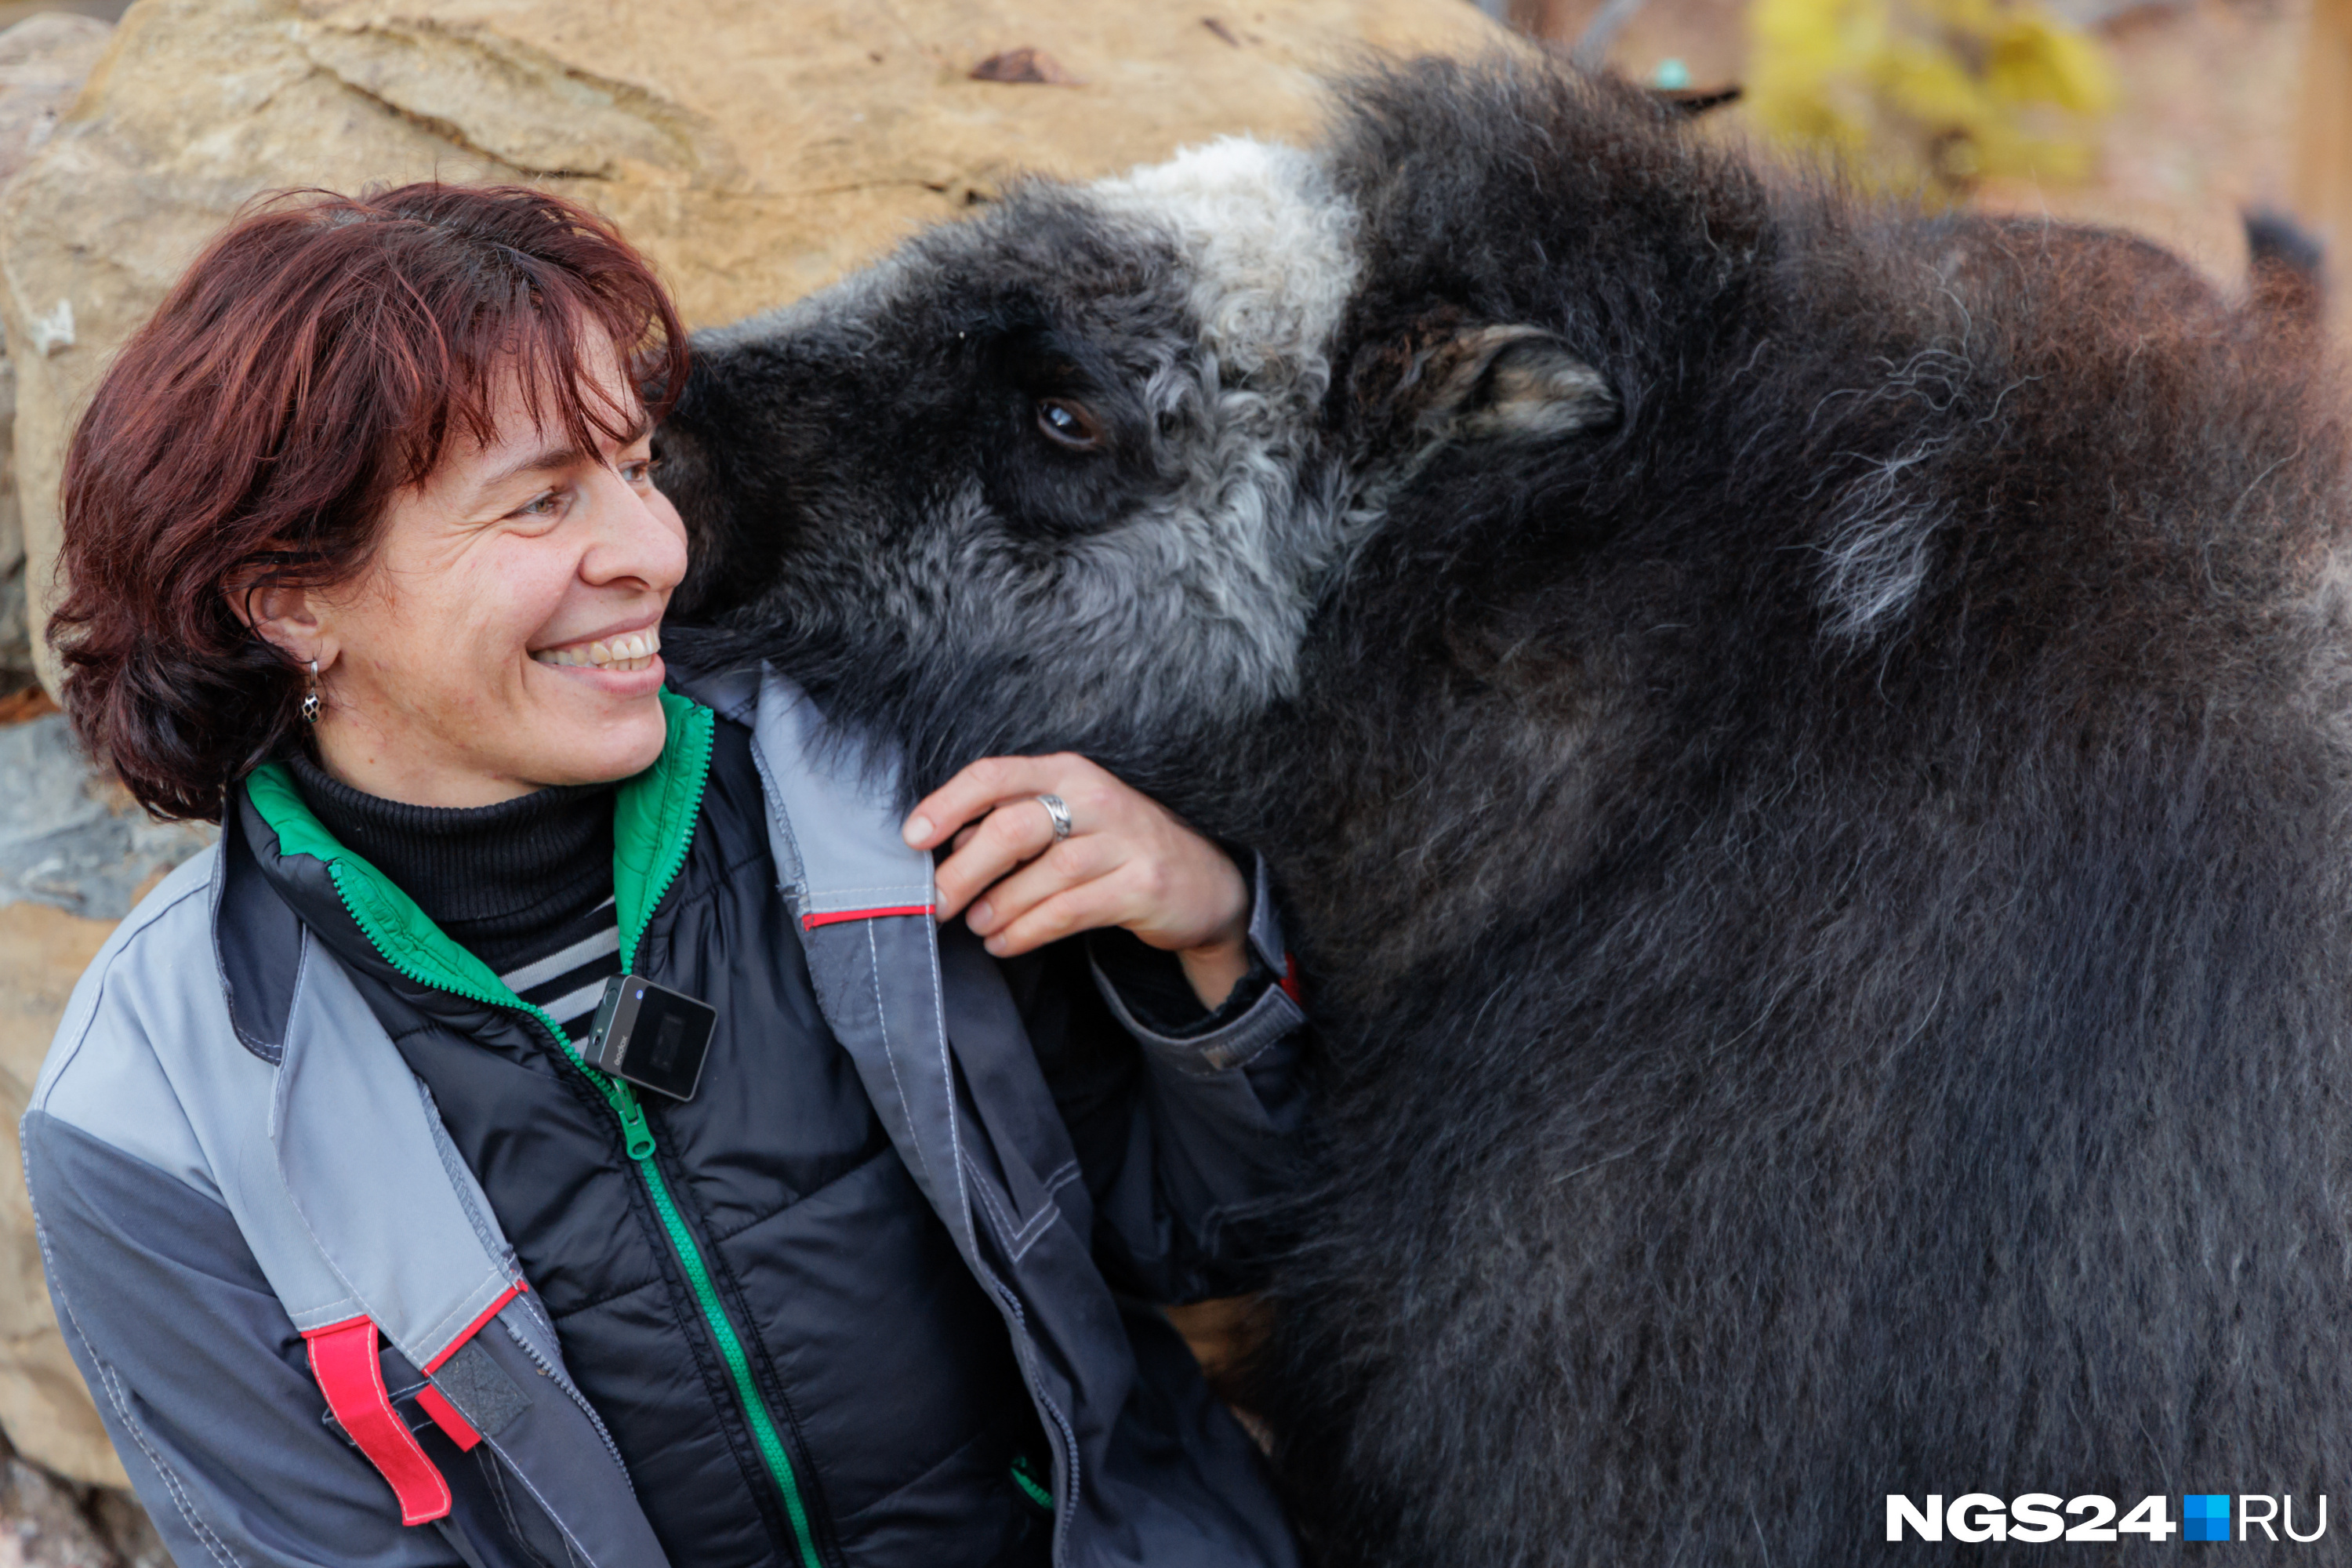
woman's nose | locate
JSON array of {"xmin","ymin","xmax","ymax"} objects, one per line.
[{"xmin": 583, "ymin": 466, "xmax": 689, "ymax": 592}]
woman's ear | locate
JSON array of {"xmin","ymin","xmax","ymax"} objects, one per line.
[{"xmin": 230, "ymin": 578, "xmax": 335, "ymax": 670}]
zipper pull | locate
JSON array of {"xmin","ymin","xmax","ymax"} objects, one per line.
[{"xmin": 604, "ymin": 1080, "xmax": 658, "ymax": 1160}]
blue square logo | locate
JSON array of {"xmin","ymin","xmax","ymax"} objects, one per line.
[{"xmin": 2185, "ymin": 1494, "xmax": 2230, "ymax": 1542}]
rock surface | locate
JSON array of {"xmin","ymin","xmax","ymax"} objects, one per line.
[
  {"xmin": 0, "ymin": 13, "xmax": 111, "ymax": 694},
  {"xmin": 4, "ymin": 0, "xmax": 1511, "ymax": 692},
  {"xmin": 0, "ymin": 710, "xmax": 209, "ymax": 1491},
  {"xmin": 0, "ymin": 717, "xmax": 211, "ymax": 920},
  {"xmin": 0, "ymin": 1443, "xmax": 168, "ymax": 1565},
  {"xmin": 0, "ymin": 898, "xmax": 122, "ymax": 1490},
  {"xmin": 1, "ymin": 357, "xmax": 25, "ymax": 695}
]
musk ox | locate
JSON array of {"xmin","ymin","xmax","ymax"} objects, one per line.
[{"xmin": 655, "ymin": 56, "xmax": 2352, "ymax": 1566}]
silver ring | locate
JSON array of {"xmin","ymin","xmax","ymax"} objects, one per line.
[{"xmin": 1036, "ymin": 793, "xmax": 1073, "ymax": 842}]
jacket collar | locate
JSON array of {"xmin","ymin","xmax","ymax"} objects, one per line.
[
  {"xmin": 214, "ymin": 689, "xmax": 718, "ymax": 1372},
  {"xmin": 236, "ymin": 688, "xmax": 716, "ymax": 1033},
  {"xmin": 730, "ymin": 666, "xmax": 978, "ymax": 1256}
]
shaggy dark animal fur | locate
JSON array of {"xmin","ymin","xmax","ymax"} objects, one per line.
[{"xmin": 657, "ymin": 58, "xmax": 2352, "ymax": 1566}]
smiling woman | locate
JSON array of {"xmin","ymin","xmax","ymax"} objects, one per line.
[
  {"xmin": 250, "ymin": 347, "xmax": 684, "ymax": 806},
  {"xmin": 24, "ymin": 181, "xmax": 1306, "ymax": 1568},
  {"xmin": 51, "ymin": 184, "xmax": 691, "ymax": 815}
]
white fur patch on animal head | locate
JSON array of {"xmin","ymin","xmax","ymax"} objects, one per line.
[
  {"xmin": 1091, "ymin": 137, "xmax": 1361, "ymax": 398},
  {"xmin": 990, "ymin": 140, "xmax": 1367, "ymax": 730}
]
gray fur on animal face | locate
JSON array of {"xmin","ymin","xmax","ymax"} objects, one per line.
[
  {"xmin": 670, "ymin": 141, "xmax": 1371, "ymax": 777},
  {"xmin": 662, "ymin": 134, "xmax": 1611, "ymax": 793}
]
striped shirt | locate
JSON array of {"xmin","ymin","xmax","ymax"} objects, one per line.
[
  {"xmin": 500, "ymin": 897, "xmax": 624, "ymax": 1044},
  {"xmin": 281, "ymin": 753, "xmax": 626, "ymax": 1049}
]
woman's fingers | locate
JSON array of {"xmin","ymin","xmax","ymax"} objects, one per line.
[
  {"xmin": 981, "ymin": 879, "xmax": 1132, "ymax": 959},
  {"xmin": 931, "ymin": 794, "xmax": 1060, "ymax": 920},
  {"xmin": 966, "ymin": 833, "xmax": 1120, "ymax": 939},
  {"xmin": 902, "ymin": 755, "xmax": 1073, "ymax": 851},
  {"xmin": 916, "ymin": 753, "xmax": 1123, "ymax": 920},
  {"xmin": 902, "ymin": 750, "xmax": 1250, "ymax": 1002}
]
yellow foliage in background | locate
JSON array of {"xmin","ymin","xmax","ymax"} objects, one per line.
[{"xmin": 1747, "ymin": 0, "xmax": 2117, "ymax": 198}]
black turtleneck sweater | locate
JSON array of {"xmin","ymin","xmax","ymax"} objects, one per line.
[
  {"xmin": 287, "ymin": 753, "xmax": 625, "ymax": 1040},
  {"xmin": 285, "ymin": 753, "xmax": 1250, "ymax": 1049}
]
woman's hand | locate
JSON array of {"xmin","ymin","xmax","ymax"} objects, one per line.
[{"xmin": 903, "ymin": 754, "xmax": 1252, "ymax": 1009}]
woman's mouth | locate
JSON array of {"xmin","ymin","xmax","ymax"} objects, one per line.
[{"xmin": 532, "ymin": 626, "xmax": 661, "ymax": 672}]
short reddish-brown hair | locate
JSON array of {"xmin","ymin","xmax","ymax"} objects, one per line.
[{"xmin": 49, "ymin": 183, "xmax": 690, "ymax": 821}]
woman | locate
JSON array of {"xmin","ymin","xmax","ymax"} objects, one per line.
[{"xmin": 27, "ymin": 183, "xmax": 1305, "ymax": 1568}]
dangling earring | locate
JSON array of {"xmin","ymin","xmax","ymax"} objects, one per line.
[{"xmin": 299, "ymin": 660, "xmax": 321, "ymax": 724}]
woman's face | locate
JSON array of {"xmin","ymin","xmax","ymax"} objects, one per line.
[{"xmin": 274, "ymin": 354, "xmax": 688, "ymax": 807}]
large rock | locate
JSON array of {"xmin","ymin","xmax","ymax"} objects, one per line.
[
  {"xmin": 0, "ymin": 711, "xmax": 209, "ymax": 1490},
  {"xmin": 0, "ymin": 14, "xmax": 113, "ymax": 695},
  {"xmin": 0, "ymin": 717, "xmax": 212, "ymax": 920},
  {"xmin": 3, "ymin": 0, "xmax": 1511, "ymax": 691},
  {"xmin": 0, "ymin": 1442, "xmax": 171, "ymax": 1565},
  {"xmin": 0, "ymin": 898, "xmax": 122, "ymax": 1490}
]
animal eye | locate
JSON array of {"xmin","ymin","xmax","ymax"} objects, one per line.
[{"xmin": 1035, "ymin": 397, "xmax": 1103, "ymax": 452}]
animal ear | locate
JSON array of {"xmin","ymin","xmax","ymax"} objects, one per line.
[{"xmin": 1416, "ymin": 325, "xmax": 1617, "ymax": 444}]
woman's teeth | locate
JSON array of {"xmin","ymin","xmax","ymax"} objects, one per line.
[{"xmin": 532, "ymin": 628, "xmax": 661, "ymax": 672}]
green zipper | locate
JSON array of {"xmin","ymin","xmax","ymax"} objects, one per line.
[
  {"xmin": 604, "ymin": 699, "xmax": 824, "ymax": 1568},
  {"xmin": 248, "ymin": 693, "xmax": 824, "ymax": 1568},
  {"xmin": 1010, "ymin": 1452, "xmax": 1054, "ymax": 1512}
]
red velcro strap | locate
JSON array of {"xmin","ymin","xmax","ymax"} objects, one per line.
[
  {"xmin": 415, "ymin": 1386, "xmax": 480, "ymax": 1452},
  {"xmin": 1279, "ymin": 953, "xmax": 1302, "ymax": 1005},
  {"xmin": 304, "ymin": 1317, "xmax": 452, "ymax": 1525},
  {"xmin": 802, "ymin": 906, "xmax": 933, "ymax": 930}
]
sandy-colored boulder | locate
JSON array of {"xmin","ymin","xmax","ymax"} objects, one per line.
[
  {"xmin": 4, "ymin": 0, "xmax": 1511, "ymax": 691},
  {"xmin": 0, "ymin": 899, "xmax": 122, "ymax": 1490},
  {"xmin": 0, "ymin": 13, "xmax": 113, "ymax": 694}
]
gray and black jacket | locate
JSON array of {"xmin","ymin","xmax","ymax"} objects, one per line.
[{"xmin": 21, "ymin": 667, "xmax": 1305, "ymax": 1568}]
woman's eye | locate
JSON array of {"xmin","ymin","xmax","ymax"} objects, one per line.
[
  {"xmin": 621, "ymin": 458, "xmax": 659, "ymax": 485},
  {"xmin": 514, "ymin": 490, "xmax": 564, "ymax": 519},
  {"xmin": 1035, "ymin": 397, "xmax": 1104, "ymax": 452}
]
